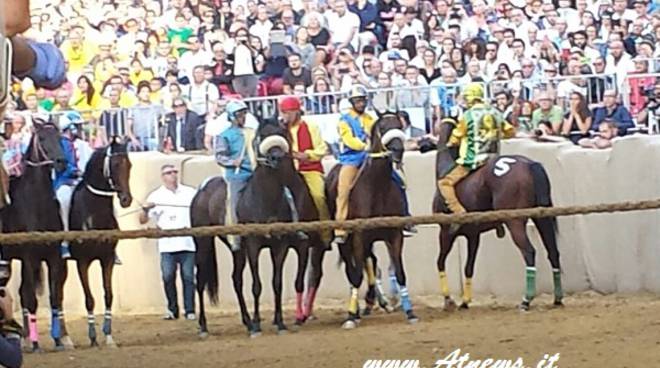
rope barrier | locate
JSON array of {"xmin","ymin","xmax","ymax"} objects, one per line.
[{"xmin": 1, "ymin": 198, "xmax": 659, "ymax": 246}]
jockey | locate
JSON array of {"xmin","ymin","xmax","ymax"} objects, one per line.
[
  {"xmin": 278, "ymin": 95, "xmax": 331, "ymax": 244},
  {"xmin": 54, "ymin": 121, "xmax": 84, "ymax": 258},
  {"xmin": 332, "ymin": 84, "xmax": 415, "ymax": 247},
  {"xmin": 437, "ymin": 82, "xmax": 516, "ymax": 235},
  {"xmin": 214, "ymin": 100, "xmax": 256, "ymax": 251}
]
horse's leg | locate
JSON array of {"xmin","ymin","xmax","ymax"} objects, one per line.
[
  {"xmin": 47, "ymin": 258, "xmax": 65, "ymax": 350},
  {"xmin": 19, "ymin": 261, "xmax": 41, "ymax": 353},
  {"xmin": 437, "ymin": 227, "xmax": 458, "ymax": 311},
  {"xmin": 363, "ymin": 252, "xmax": 377, "ymax": 316},
  {"xmin": 506, "ymin": 219, "xmax": 537, "ymax": 311},
  {"xmin": 388, "ymin": 232, "xmax": 418, "ymax": 324},
  {"xmin": 303, "ymin": 243, "xmax": 325, "ymax": 320},
  {"xmin": 293, "ymin": 244, "xmax": 308, "ymax": 325},
  {"xmin": 247, "ymin": 241, "xmax": 262, "ymax": 336},
  {"xmin": 342, "ymin": 233, "xmax": 365, "ymax": 329},
  {"xmin": 460, "ymin": 234, "xmax": 481, "ymax": 310},
  {"xmin": 533, "ymin": 217, "xmax": 563, "ymax": 306},
  {"xmin": 76, "ymin": 258, "xmax": 98, "ymax": 347},
  {"xmin": 100, "ymin": 256, "xmax": 117, "ymax": 348},
  {"xmin": 230, "ymin": 248, "xmax": 253, "ymax": 334},
  {"xmin": 57, "ymin": 258, "xmax": 74, "ymax": 350},
  {"xmin": 271, "ymin": 245, "xmax": 289, "ymax": 334},
  {"xmin": 196, "ymin": 257, "xmax": 208, "ymax": 338}
]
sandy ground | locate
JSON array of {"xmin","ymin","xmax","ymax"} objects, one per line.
[{"xmin": 24, "ymin": 292, "xmax": 660, "ymax": 368}]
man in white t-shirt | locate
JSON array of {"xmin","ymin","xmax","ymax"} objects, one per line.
[
  {"xmin": 183, "ymin": 65, "xmax": 220, "ymax": 118},
  {"xmin": 326, "ymin": 0, "xmax": 360, "ymax": 51},
  {"xmin": 139, "ymin": 165, "xmax": 198, "ymax": 321}
]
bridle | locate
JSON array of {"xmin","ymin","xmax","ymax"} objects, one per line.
[
  {"xmin": 86, "ymin": 146, "xmax": 128, "ymax": 197},
  {"xmin": 25, "ymin": 123, "xmax": 59, "ymax": 167}
]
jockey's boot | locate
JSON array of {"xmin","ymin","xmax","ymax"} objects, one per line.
[
  {"xmin": 331, "ymin": 234, "xmax": 346, "ymax": 247},
  {"xmin": 296, "ymin": 230, "xmax": 309, "ymax": 241},
  {"xmin": 60, "ymin": 242, "xmax": 72, "ymax": 259},
  {"xmin": 114, "ymin": 254, "xmax": 122, "ymax": 265},
  {"xmin": 496, "ymin": 224, "xmax": 506, "ymax": 238}
]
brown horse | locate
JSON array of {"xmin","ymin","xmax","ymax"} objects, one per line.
[
  {"xmin": 65, "ymin": 139, "xmax": 133, "ymax": 347},
  {"xmin": 432, "ymin": 118, "xmax": 563, "ymax": 311},
  {"xmin": 326, "ymin": 113, "xmax": 418, "ymax": 329},
  {"xmin": 191, "ymin": 120, "xmax": 323, "ymax": 337}
]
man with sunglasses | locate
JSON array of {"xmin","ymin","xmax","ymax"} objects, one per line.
[{"xmin": 140, "ymin": 164, "xmax": 197, "ymax": 321}]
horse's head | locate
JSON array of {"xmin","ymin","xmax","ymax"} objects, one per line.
[
  {"xmin": 31, "ymin": 117, "xmax": 67, "ymax": 172},
  {"xmin": 106, "ymin": 137, "xmax": 133, "ymax": 208},
  {"xmin": 371, "ymin": 111, "xmax": 407, "ymax": 164},
  {"xmin": 256, "ymin": 118, "xmax": 290, "ymax": 170}
]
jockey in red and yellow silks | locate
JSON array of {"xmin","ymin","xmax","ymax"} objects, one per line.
[{"xmin": 279, "ymin": 96, "xmax": 331, "ymax": 243}]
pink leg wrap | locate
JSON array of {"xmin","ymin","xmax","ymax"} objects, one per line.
[
  {"xmin": 295, "ymin": 292, "xmax": 304, "ymax": 321},
  {"xmin": 29, "ymin": 314, "xmax": 38, "ymax": 342},
  {"xmin": 303, "ymin": 287, "xmax": 317, "ymax": 318}
]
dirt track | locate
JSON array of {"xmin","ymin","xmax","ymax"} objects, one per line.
[{"xmin": 25, "ymin": 292, "xmax": 660, "ymax": 368}]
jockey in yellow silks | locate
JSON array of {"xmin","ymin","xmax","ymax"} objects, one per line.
[
  {"xmin": 332, "ymin": 85, "xmax": 415, "ymax": 246},
  {"xmin": 278, "ymin": 96, "xmax": 331, "ymax": 244},
  {"xmin": 437, "ymin": 83, "xmax": 516, "ymax": 233}
]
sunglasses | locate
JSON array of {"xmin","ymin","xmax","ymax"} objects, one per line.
[
  {"xmin": 162, "ymin": 170, "xmax": 179, "ymax": 175},
  {"xmin": 173, "ymin": 103, "xmax": 186, "ymax": 107}
]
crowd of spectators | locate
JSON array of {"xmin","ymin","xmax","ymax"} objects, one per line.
[{"xmin": 3, "ymin": 0, "xmax": 660, "ymax": 151}]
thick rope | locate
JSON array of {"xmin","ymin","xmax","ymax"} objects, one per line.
[{"xmin": 1, "ymin": 198, "xmax": 660, "ymax": 245}]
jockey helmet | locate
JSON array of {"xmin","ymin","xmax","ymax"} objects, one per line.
[
  {"xmin": 278, "ymin": 96, "xmax": 301, "ymax": 112},
  {"xmin": 347, "ymin": 84, "xmax": 368, "ymax": 101},
  {"xmin": 463, "ymin": 83, "xmax": 484, "ymax": 106},
  {"xmin": 226, "ymin": 100, "xmax": 248, "ymax": 121}
]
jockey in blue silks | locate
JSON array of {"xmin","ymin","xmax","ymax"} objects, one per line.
[
  {"xmin": 214, "ymin": 100, "xmax": 305, "ymax": 251},
  {"xmin": 54, "ymin": 115, "xmax": 92, "ymax": 259}
]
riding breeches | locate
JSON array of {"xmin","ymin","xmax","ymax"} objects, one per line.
[
  {"xmin": 437, "ymin": 165, "xmax": 471, "ymax": 214},
  {"xmin": 226, "ymin": 178, "xmax": 249, "ymax": 248},
  {"xmin": 56, "ymin": 184, "xmax": 75, "ymax": 232},
  {"xmin": 335, "ymin": 164, "xmax": 359, "ymax": 237},
  {"xmin": 301, "ymin": 171, "xmax": 331, "ymax": 242}
]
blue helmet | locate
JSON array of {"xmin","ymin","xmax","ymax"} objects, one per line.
[
  {"xmin": 60, "ymin": 111, "xmax": 84, "ymax": 134},
  {"xmin": 226, "ymin": 100, "xmax": 248, "ymax": 122}
]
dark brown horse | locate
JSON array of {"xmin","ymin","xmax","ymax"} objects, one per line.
[
  {"xmin": 432, "ymin": 118, "xmax": 563, "ymax": 311},
  {"xmin": 191, "ymin": 120, "xmax": 323, "ymax": 337},
  {"xmin": 64, "ymin": 138, "xmax": 133, "ymax": 347},
  {"xmin": 326, "ymin": 113, "xmax": 418, "ymax": 329},
  {"xmin": 1, "ymin": 119, "xmax": 69, "ymax": 352}
]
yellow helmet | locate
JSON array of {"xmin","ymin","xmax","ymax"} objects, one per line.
[{"xmin": 463, "ymin": 83, "xmax": 484, "ymax": 106}]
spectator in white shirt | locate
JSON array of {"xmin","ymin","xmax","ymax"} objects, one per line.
[
  {"xmin": 178, "ymin": 35, "xmax": 213, "ymax": 82},
  {"xmin": 182, "ymin": 65, "xmax": 220, "ymax": 118},
  {"xmin": 139, "ymin": 165, "xmax": 197, "ymax": 321},
  {"xmin": 249, "ymin": 5, "xmax": 273, "ymax": 45},
  {"xmin": 326, "ymin": 0, "xmax": 360, "ymax": 51}
]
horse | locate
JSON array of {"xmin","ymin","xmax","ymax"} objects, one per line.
[
  {"xmin": 432, "ymin": 118, "xmax": 563, "ymax": 311},
  {"xmin": 191, "ymin": 120, "xmax": 323, "ymax": 337},
  {"xmin": 64, "ymin": 138, "xmax": 133, "ymax": 347},
  {"xmin": 1, "ymin": 119, "xmax": 69, "ymax": 352},
  {"xmin": 325, "ymin": 112, "xmax": 418, "ymax": 329}
]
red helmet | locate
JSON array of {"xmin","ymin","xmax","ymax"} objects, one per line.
[{"xmin": 279, "ymin": 96, "xmax": 301, "ymax": 112}]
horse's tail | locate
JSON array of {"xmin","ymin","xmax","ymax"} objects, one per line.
[
  {"xmin": 530, "ymin": 161, "xmax": 561, "ymax": 270},
  {"xmin": 191, "ymin": 191, "xmax": 220, "ymax": 306}
]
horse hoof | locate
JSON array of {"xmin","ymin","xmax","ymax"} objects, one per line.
[
  {"xmin": 105, "ymin": 336, "xmax": 118, "ymax": 349},
  {"xmin": 444, "ymin": 298, "xmax": 457, "ymax": 312},
  {"xmin": 61, "ymin": 336, "xmax": 76, "ymax": 350},
  {"xmin": 199, "ymin": 331, "xmax": 209, "ymax": 340},
  {"xmin": 518, "ymin": 302, "xmax": 531, "ymax": 312},
  {"xmin": 306, "ymin": 314, "xmax": 317, "ymax": 321},
  {"xmin": 362, "ymin": 306, "xmax": 373, "ymax": 316},
  {"xmin": 54, "ymin": 344, "xmax": 66, "ymax": 352},
  {"xmin": 459, "ymin": 303, "xmax": 469, "ymax": 310},
  {"xmin": 277, "ymin": 328, "xmax": 288, "ymax": 336},
  {"xmin": 553, "ymin": 300, "xmax": 564, "ymax": 308},
  {"xmin": 28, "ymin": 347, "xmax": 44, "ymax": 354},
  {"xmin": 294, "ymin": 318, "xmax": 306, "ymax": 326},
  {"xmin": 406, "ymin": 311, "xmax": 419, "ymax": 324},
  {"xmin": 342, "ymin": 320, "xmax": 357, "ymax": 330},
  {"xmin": 249, "ymin": 331, "xmax": 261, "ymax": 338},
  {"xmin": 90, "ymin": 340, "xmax": 99, "ymax": 348}
]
